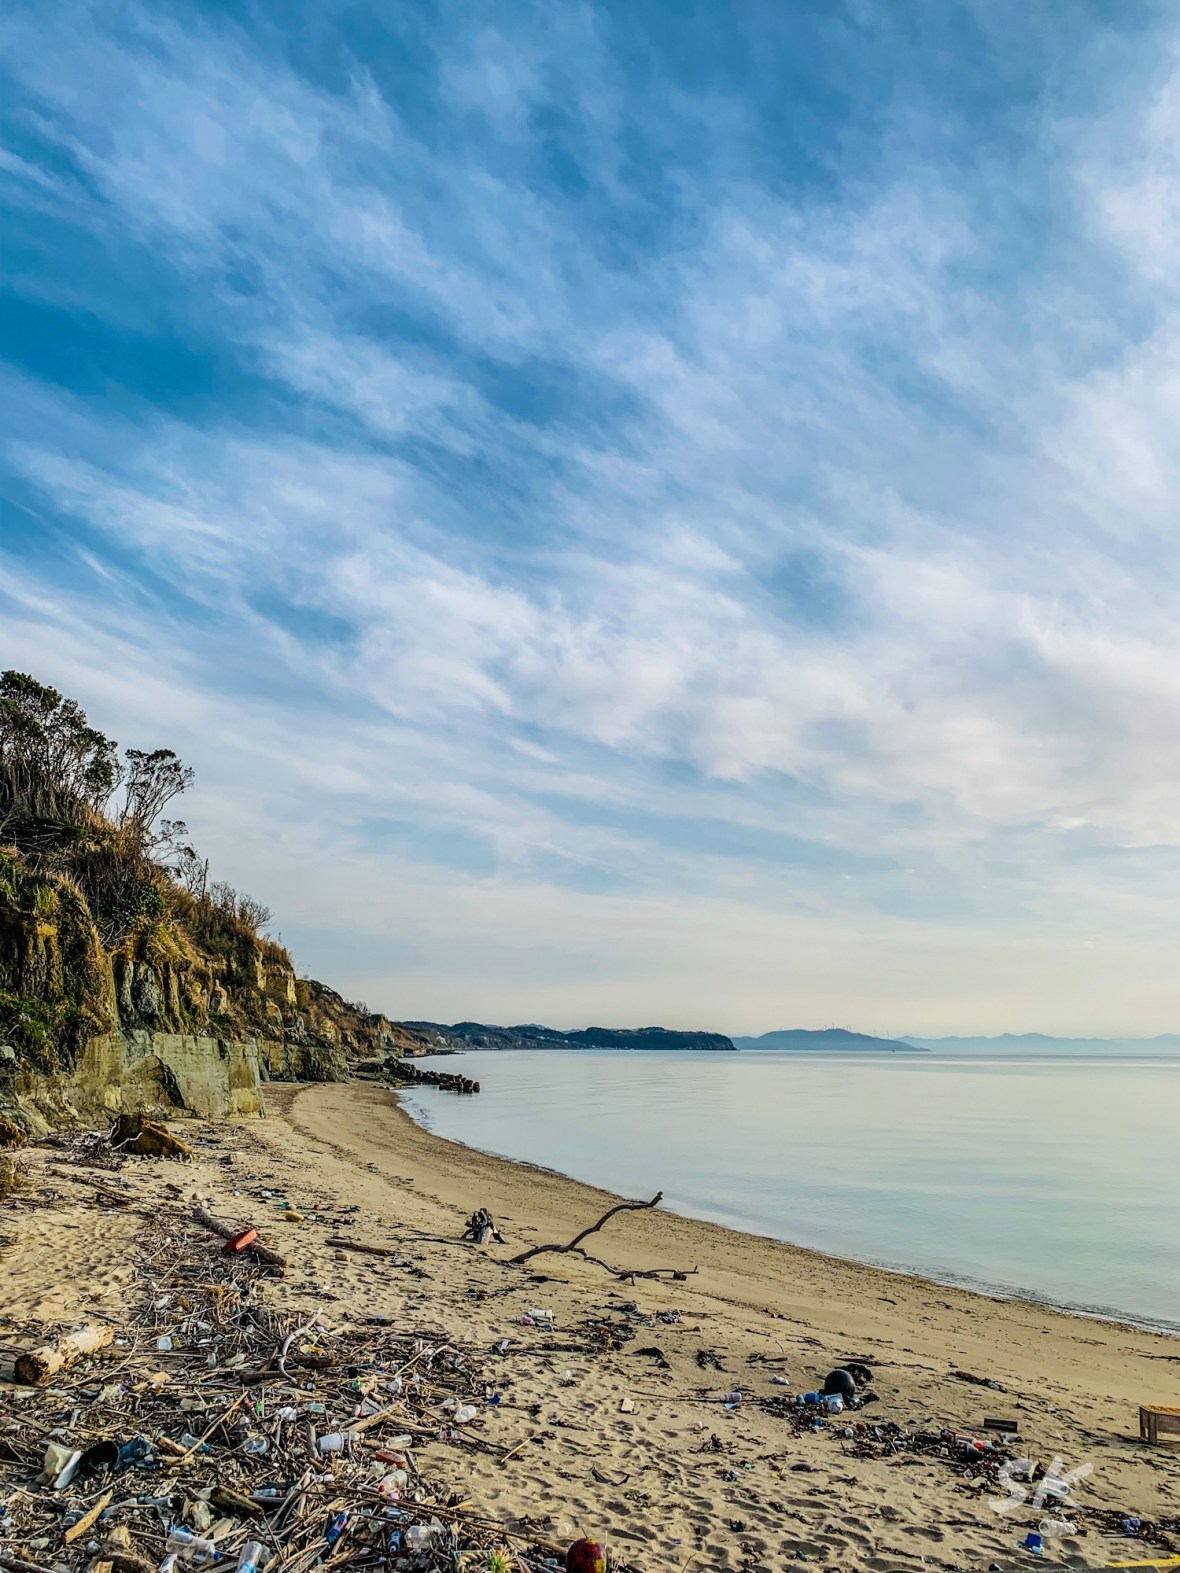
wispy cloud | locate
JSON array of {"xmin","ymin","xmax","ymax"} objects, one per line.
[{"xmin": 4, "ymin": 0, "xmax": 1180, "ymax": 1032}]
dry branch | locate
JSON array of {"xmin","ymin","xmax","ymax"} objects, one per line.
[
  {"xmin": 508, "ymin": 1190, "xmax": 695, "ymax": 1279},
  {"xmin": 63, "ymin": 1491, "xmax": 113, "ymax": 1545},
  {"xmin": 191, "ymin": 1204, "xmax": 286, "ymax": 1269}
]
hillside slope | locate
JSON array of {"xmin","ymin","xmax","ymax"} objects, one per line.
[{"xmin": 0, "ymin": 672, "xmax": 432, "ymax": 1131}]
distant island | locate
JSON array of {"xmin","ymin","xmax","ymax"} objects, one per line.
[
  {"xmin": 732, "ymin": 1028, "xmax": 927, "ymax": 1053},
  {"xmin": 399, "ymin": 1021, "xmax": 736, "ymax": 1052}
]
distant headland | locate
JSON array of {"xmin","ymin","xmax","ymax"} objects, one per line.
[
  {"xmin": 731, "ymin": 1027, "xmax": 927, "ymax": 1052},
  {"xmin": 398, "ymin": 1021, "xmax": 736, "ymax": 1052}
]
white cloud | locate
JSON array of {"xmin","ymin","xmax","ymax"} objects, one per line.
[{"xmin": 7, "ymin": 3, "xmax": 1180, "ymax": 1027}]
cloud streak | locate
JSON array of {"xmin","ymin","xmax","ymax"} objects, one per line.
[{"xmin": 4, "ymin": 0, "xmax": 1180, "ymax": 1032}]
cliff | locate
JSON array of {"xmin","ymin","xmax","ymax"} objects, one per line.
[{"xmin": 0, "ymin": 672, "xmax": 432, "ymax": 1134}]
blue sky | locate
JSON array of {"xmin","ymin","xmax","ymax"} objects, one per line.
[{"xmin": 4, "ymin": 1, "xmax": 1180, "ymax": 1034}]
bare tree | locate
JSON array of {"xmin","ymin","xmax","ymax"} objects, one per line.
[{"xmin": 120, "ymin": 748, "xmax": 193, "ymax": 837}]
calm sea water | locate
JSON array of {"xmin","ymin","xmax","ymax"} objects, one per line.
[{"xmin": 400, "ymin": 1050, "xmax": 1180, "ymax": 1332}]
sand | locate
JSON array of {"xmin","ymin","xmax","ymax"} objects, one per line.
[{"xmin": 3, "ymin": 1079, "xmax": 1178, "ymax": 1570}]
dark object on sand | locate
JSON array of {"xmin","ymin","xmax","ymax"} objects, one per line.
[
  {"xmin": 951, "ymin": 1368, "xmax": 1006, "ymax": 1391},
  {"xmin": 823, "ymin": 1368, "xmax": 859, "ymax": 1401},
  {"xmin": 462, "ymin": 1208, "xmax": 505, "ymax": 1245},
  {"xmin": 566, "ymin": 1539, "xmax": 606, "ymax": 1573}
]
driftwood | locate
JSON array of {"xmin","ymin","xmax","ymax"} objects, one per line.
[
  {"xmin": 110, "ymin": 1115, "xmax": 193, "ymax": 1160},
  {"xmin": 191, "ymin": 1205, "xmax": 286, "ymax": 1270},
  {"xmin": 326, "ymin": 1236, "xmax": 392, "ymax": 1257},
  {"xmin": 2, "ymin": 1555, "xmax": 58, "ymax": 1573},
  {"xmin": 14, "ymin": 1322, "xmax": 113, "ymax": 1384},
  {"xmin": 509, "ymin": 1191, "xmax": 696, "ymax": 1280}
]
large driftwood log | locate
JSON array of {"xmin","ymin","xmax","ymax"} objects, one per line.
[
  {"xmin": 191, "ymin": 1205, "xmax": 286, "ymax": 1270},
  {"xmin": 508, "ymin": 1191, "xmax": 696, "ymax": 1280},
  {"xmin": 110, "ymin": 1114, "xmax": 193, "ymax": 1160},
  {"xmin": 15, "ymin": 1322, "xmax": 113, "ymax": 1384}
]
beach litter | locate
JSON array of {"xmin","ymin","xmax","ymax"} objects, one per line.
[
  {"xmin": 0, "ymin": 1133, "xmax": 607, "ymax": 1573},
  {"xmin": 564, "ymin": 1540, "xmax": 605, "ymax": 1573},
  {"xmin": 4, "ymin": 1126, "xmax": 1177, "ymax": 1573},
  {"xmin": 461, "ymin": 1209, "xmax": 505, "ymax": 1246}
]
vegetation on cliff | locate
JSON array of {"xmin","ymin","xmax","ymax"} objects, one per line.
[{"xmin": 0, "ymin": 672, "xmax": 423, "ymax": 1091}]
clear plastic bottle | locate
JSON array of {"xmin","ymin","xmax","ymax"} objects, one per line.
[
  {"xmin": 165, "ymin": 1527, "xmax": 220, "ymax": 1565},
  {"xmin": 236, "ymin": 1543, "xmax": 269, "ymax": 1573}
]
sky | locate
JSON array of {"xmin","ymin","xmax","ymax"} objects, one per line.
[{"xmin": 4, "ymin": 1, "xmax": 1180, "ymax": 1036}]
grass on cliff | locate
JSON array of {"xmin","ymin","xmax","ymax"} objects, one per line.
[{"xmin": 0, "ymin": 671, "xmax": 291, "ymax": 1062}]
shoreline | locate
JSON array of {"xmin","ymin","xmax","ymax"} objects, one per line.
[
  {"xmin": 310, "ymin": 1082, "xmax": 1180, "ymax": 1399},
  {"xmin": 396, "ymin": 1081, "xmax": 1180, "ymax": 1343},
  {"xmin": 4, "ymin": 1079, "xmax": 1179, "ymax": 1571}
]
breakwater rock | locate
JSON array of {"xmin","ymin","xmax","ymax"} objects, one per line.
[{"xmin": 385, "ymin": 1057, "xmax": 480, "ymax": 1094}]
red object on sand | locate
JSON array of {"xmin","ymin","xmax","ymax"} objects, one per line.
[
  {"xmin": 223, "ymin": 1227, "xmax": 258, "ymax": 1254},
  {"xmin": 565, "ymin": 1541, "xmax": 606, "ymax": 1573}
]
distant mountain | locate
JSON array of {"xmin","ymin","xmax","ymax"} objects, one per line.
[
  {"xmin": 903, "ymin": 1032, "xmax": 1180, "ymax": 1053},
  {"xmin": 732, "ymin": 1028, "xmax": 926, "ymax": 1053},
  {"xmin": 398, "ymin": 1021, "xmax": 736, "ymax": 1052}
]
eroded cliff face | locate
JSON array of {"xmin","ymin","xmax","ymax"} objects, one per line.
[{"xmin": 0, "ymin": 854, "xmax": 416, "ymax": 1133}]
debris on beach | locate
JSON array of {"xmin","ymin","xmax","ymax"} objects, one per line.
[
  {"xmin": 110, "ymin": 1114, "xmax": 194, "ymax": 1162},
  {"xmin": 3, "ymin": 1121, "xmax": 1178, "ymax": 1573},
  {"xmin": 0, "ymin": 1133, "xmax": 589, "ymax": 1573},
  {"xmin": 509, "ymin": 1192, "xmax": 695, "ymax": 1282},
  {"xmin": 461, "ymin": 1209, "xmax": 505, "ymax": 1246}
]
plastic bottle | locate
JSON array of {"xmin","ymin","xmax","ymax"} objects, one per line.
[
  {"xmin": 165, "ymin": 1527, "xmax": 221, "ymax": 1565},
  {"xmin": 823, "ymin": 1394, "xmax": 845, "ymax": 1415},
  {"xmin": 324, "ymin": 1513, "xmax": 349, "ymax": 1548},
  {"xmin": 236, "ymin": 1543, "xmax": 268, "ymax": 1573},
  {"xmin": 406, "ymin": 1520, "xmax": 442, "ymax": 1550},
  {"xmin": 317, "ymin": 1432, "xmax": 353, "ymax": 1455}
]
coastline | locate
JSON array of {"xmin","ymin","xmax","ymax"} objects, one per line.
[
  {"xmin": 398, "ymin": 1057, "xmax": 1180, "ymax": 1340},
  {"xmin": 4, "ymin": 1079, "xmax": 1179, "ymax": 1570},
  {"xmin": 398, "ymin": 1082, "xmax": 1180, "ymax": 1341}
]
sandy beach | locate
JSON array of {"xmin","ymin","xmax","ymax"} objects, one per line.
[{"xmin": 3, "ymin": 1080, "xmax": 1178, "ymax": 1571}]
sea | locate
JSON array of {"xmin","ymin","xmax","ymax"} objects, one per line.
[{"xmin": 399, "ymin": 1048, "xmax": 1180, "ymax": 1333}]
